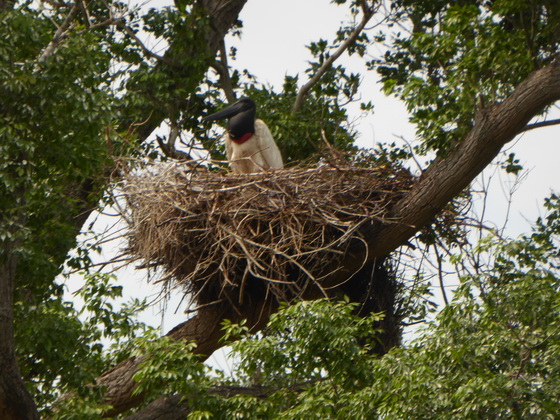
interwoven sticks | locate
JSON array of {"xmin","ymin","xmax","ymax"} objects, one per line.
[{"xmin": 124, "ymin": 161, "xmax": 415, "ymax": 309}]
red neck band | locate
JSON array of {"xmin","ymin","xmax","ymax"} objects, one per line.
[{"xmin": 231, "ymin": 132, "xmax": 254, "ymax": 144}]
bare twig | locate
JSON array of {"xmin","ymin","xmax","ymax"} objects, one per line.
[
  {"xmin": 432, "ymin": 244, "xmax": 449, "ymax": 306},
  {"xmin": 518, "ymin": 117, "xmax": 560, "ymax": 133},
  {"xmin": 155, "ymin": 122, "xmax": 196, "ymax": 161},
  {"xmin": 212, "ymin": 39, "xmax": 237, "ymax": 103},
  {"xmin": 38, "ymin": 1, "xmax": 80, "ymax": 62},
  {"xmin": 118, "ymin": 22, "xmax": 168, "ymax": 63},
  {"xmin": 292, "ymin": 2, "xmax": 376, "ymax": 113},
  {"xmin": 78, "ymin": 0, "xmax": 92, "ymax": 28}
]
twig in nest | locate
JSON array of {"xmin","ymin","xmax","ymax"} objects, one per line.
[{"xmin": 122, "ymin": 159, "xmax": 415, "ymax": 313}]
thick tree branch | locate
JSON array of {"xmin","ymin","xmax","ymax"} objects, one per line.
[
  {"xmin": 291, "ymin": 2, "xmax": 375, "ymax": 113},
  {"xmin": 123, "ymin": 382, "xmax": 315, "ymax": 420},
  {"xmin": 99, "ymin": 299, "xmax": 275, "ymax": 416},
  {"xmin": 369, "ymin": 57, "xmax": 560, "ymax": 256}
]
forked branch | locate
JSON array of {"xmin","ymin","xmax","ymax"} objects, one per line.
[
  {"xmin": 38, "ymin": 1, "xmax": 80, "ymax": 62},
  {"xmin": 292, "ymin": 1, "xmax": 376, "ymax": 113}
]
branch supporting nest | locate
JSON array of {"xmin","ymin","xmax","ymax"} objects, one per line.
[{"xmin": 123, "ymin": 160, "xmax": 414, "ymax": 312}]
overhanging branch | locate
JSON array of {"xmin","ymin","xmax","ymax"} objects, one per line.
[
  {"xmin": 519, "ymin": 117, "xmax": 560, "ymax": 133},
  {"xmin": 291, "ymin": 2, "xmax": 375, "ymax": 113},
  {"xmin": 352, "ymin": 57, "xmax": 560, "ymax": 265}
]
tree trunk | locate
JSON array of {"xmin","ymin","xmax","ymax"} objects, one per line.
[
  {"xmin": 100, "ymin": 299, "xmax": 276, "ymax": 417},
  {"xmin": 0, "ymin": 242, "xmax": 40, "ymax": 419}
]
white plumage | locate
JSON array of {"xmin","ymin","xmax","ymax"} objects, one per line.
[
  {"xmin": 203, "ymin": 98, "xmax": 284, "ymax": 174},
  {"xmin": 225, "ymin": 119, "xmax": 283, "ymax": 173}
]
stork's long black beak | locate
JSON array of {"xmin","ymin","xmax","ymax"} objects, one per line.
[{"xmin": 202, "ymin": 101, "xmax": 246, "ymax": 122}]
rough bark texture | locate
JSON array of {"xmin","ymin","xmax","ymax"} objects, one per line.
[
  {"xmin": 106, "ymin": 57, "xmax": 560, "ymax": 419},
  {"xmin": 124, "ymin": 395, "xmax": 190, "ymax": 420},
  {"xmin": 371, "ymin": 57, "xmax": 560, "ymax": 255},
  {"xmin": 0, "ymin": 243, "xmax": 40, "ymax": 419},
  {"xmin": 100, "ymin": 300, "xmax": 276, "ymax": 417},
  {"xmin": 326, "ymin": 57, "xmax": 560, "ymax": 282},
  {"xmin": 0, "ymin": 0, "xmax": 246, "ymax": 417}
]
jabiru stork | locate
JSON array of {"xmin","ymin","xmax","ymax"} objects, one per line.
[{"xmin": 202, "ymin": 98, "xmax": 284, "ymax": 173}]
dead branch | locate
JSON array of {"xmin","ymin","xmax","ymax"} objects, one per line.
[
  {"xmin": 38, "ymin": 1, "xmax": 80, "ymax": 62},
  {"xmin": 519, "ymin": 117, "xmax": 560, "ymax": 133},
  {"xmin": 212, "ymin": 39, "xmax": 237, "ymax": 103},
  {"xmin": 292, "ymin": 2, "xmax": 376, "ymax": 113},
  {"xmin": 155, "ymin": 123, "xmax": 194, "ymax": 161}
]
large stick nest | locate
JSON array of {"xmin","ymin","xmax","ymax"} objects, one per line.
[{"xmin": 123, "ymin": 161, "xmax": 415, "ymax": 310}]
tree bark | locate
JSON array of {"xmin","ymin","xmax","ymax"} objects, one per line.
[
  {"xmin": 105, "ymin": 56, "xmax": 560, "ymax": 419},
  {"xmin": 369, "ymin": 56, "xmax": 560, "ymax": 257},
  {"xmin": 100, "ymin": 299, "xmax": 275, "ymax": 417},
  {"xmin": 123, "ymin": 385, "xmax": 272, "ymax": 420},
  {"xmin": 0, "ymin": 240, "xmax": 40, "ymax": 419},
  {"xmin": 324, "ymin": 56, "xmax": 560, "ymax": 284}
]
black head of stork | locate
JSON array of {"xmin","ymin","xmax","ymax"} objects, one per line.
[{"xmin": 202, "ymin": 97, "xmax": 256, "ymax": 143}]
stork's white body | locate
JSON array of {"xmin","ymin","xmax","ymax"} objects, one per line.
[{"xmin": 225, "ymin": 119, "xmax": 284, "ymax": 174}]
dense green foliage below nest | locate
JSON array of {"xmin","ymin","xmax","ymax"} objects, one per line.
[{"xmin": 123, "ymin": 161, "xmax": 414, "ymax": 309}]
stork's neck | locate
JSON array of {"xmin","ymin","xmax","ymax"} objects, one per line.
[
  {"xmin": 231, "ymin": 132, "xmax": 254, "ymax": 144},
  {"xmin": 227, "ymin": 108, "xmax": 255, "ymax": 143}
]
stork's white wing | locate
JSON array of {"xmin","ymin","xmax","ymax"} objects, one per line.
[{"xmin": 254, "ymin": 119, "xmax": 283, "ymax": 170}]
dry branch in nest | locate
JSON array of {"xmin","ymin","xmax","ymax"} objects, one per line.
[{"xmin": 123, "ymin": 160, "xmax": 415, "ymax": 313}]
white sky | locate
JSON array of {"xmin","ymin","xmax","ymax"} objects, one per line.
[
  {"xmin": 66, "ymin": 0, "xmax": 560, "ymax": 357},
  {"xmin": 232, "ymin": 0, "xmax": 560, "ymax": 237}
]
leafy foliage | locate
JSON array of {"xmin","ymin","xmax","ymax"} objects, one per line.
[
  {"xmin": 376, "ymin": 0, "xmax": 560, "ymax": 155},
  {"xmin": 0, "ymin": 2, "xmax": 153, "ymax": 414},
  {"xmin": 163, "ymin": 196, "xmax": 560, "ymax": 419},
  {"xmin": 1, "ymin": 0, "xmax": 559, "ymax": 417},
  {"xmin": 21, "ymin": 273, "xmax": 151, "ymax": 415}
]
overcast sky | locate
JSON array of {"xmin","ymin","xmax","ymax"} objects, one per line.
[
  {"xmin": 67, "ymin": 1, "xmax": 560, "ymax": 356},
  {"xmin": 232, "ymin": 0, "xmax": 560, "ymax": 234}
]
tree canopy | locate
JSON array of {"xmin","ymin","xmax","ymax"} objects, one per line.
[{"xmin": 0, "ymin": 0, "xmax": 559, "ymax": 418}]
